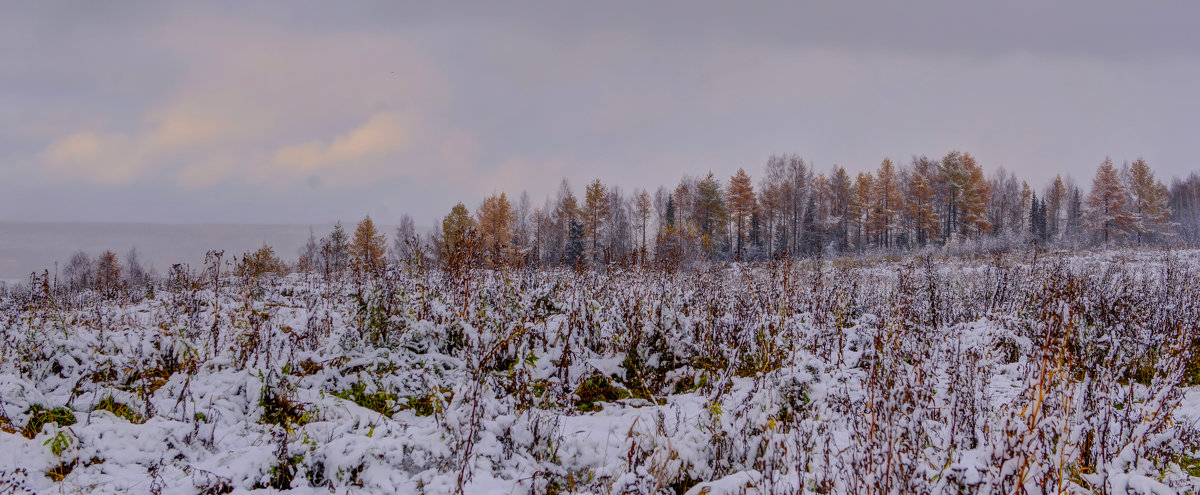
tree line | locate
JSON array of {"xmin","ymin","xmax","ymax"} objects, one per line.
[
  {"xmin": 279, "ymin": 152, "xmax": 1200, "ymax": 275},
  {"xmin": 38, "ymin": 151, "xmax": 1200, "ymax": 293},
  {"xmin": 390, "ymin": 152, "xmax": 1194, "ymax": 269}
]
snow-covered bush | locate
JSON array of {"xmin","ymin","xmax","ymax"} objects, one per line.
[{"xmin": 0, "ymin": 249, "xmax": 1197, "ymax": 493}]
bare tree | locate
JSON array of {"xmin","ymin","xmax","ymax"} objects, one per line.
[
  {"xmin": 126, "ymin": 247, "xmax": 149, "ymax": 288},
  {"xmin": 392, "ymin": 214, "xmax": 417, "ymax": 264},
  {"xmin": 64, "ymin": 250, "xmax": 94, "ymax": 292}
]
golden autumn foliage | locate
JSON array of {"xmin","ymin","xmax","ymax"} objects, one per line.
[{"xmin": 351, "ymin": 215, "xmax": 387, "ymax": 275}]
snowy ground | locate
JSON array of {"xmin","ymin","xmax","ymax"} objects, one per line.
[{"xmin": 0, "ymin": 249, "xmax": 1198, "ymax": 494}]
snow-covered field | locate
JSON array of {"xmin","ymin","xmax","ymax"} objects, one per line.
[{"xmin": 1, "ymin": 249, "xmax": 1198, "ymax": 494}]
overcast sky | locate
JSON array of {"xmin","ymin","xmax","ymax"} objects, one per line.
[{"xmin": 2, "ymin": 1, "xmax": 1198, "ymax": 225}]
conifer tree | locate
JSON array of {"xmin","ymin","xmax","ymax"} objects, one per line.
[
  {"xmin": 96, "ymin": 250, "xmax": 122, "ymax": 298},
  {"xmin": 851, "ymin": 172, "xmax": 874, "ymax": 248},
  {"xmin": 905, "ymin": 156, "xmax": 940, "ymax": 247},
  {"xmin": 692, "ymin": 172, "xmax": 729, "ymax": 256},
  {"xmin": 634, "ymin": 189, "xmax": 653, "ymax": 262},
  {"xmin": 564, "ymin": 218, "xmax": 586, "ymax": 267},
  {"xmin": 442, "ymin": 203, "xmax": 475, "ymax": 256},
  {"xmin": 1085, "ymin": 157, "xmax": 1137, "ymax": 244},
  {"xmin": 476, "ymin": 192, "xmax": 516, "ymax": 266},
  {"xmin": 351, "ymin": 215, "xmax": 387, "ymax": 275},
  {"xmin": 553, "ymin": 180, "xmax": 579, "ymax": 264},
  {"xmin": 1128, "ymin": 158, "xmax": 1171, "ymax": 242},
  {"xmin": 320, "ymin": 222, "xmax": 351, "ymax": 276},
  {"xmin": 872, "ymin": 158, "xmax": 900, "ymax": 248},
  {"xmin": 583, "ymin": 180, "xmax": 608, "ymax": 263},
  {"xmin": 726, "ymin": 168, "xmax": 756, "ymax": 259},
  {"xmin": 830, "ymin": 167, "xmax": 853, "ymax": 251},
  {"xmin": 1047, "ymin": 175, "xmax": 1067, "ymax": 240}
]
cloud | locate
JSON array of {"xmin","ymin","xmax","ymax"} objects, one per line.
[
  {"xmin": 272, "ymin": 113, "xmax": 410, "ymax": 174},
  {"xmin": 39, "ymin": 111, "xmax": 236, "ymax": 185},
  {"xmin": 35, "ymin": 16, "xmax": 459, "ymax": 190}
]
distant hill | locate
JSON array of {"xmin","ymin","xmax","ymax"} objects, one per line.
[{"xmin": 0, "ymin": 221, "xmax": 399, "ymax": 284}]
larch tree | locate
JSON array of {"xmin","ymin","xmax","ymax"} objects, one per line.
[
  {"xmin": 634, "ymin": 188, "xmax": 653, "ymax": 262},
  {"xmin": 850, "ymin": 171, "xmax": 874, "ymax": 248},
  {"xmin": 442, "ymin": 202, "xmax": 475, "ymax": 256},
  {"xmin": 351, "ymin": 215, "xmax": 387, "ymax": 275},
  {"xmin": 476, "ymin": 192, "xmax": 517, "ymax": 266},
  {"xmin": 96, "ymin": 250, "xmax": 122, "ymax": 298},
  {"xmin": 1128, "ymin": 158, "xmax": 1172, "ymax": 243},
  {"xmin": 583, "ymin": 179, "xmax": 609, "ymax": 263},
  {"xmin": 1085, "ymin": 157, "xmax": 1137, "ymax": 244},
  {"xmin": 726, "ymin": 168, "xmax": 756, "ymax": 259},
  {"xmin": 905, "ymin": 156, "xmax": 940, "ymax": 247},
  {"xmin": 964, "ymin": 160, "xmax": 992, "ymax": 237},
  {"xmin": 872, "ymin": 158, "xmax": 900, "ymax": 248},
  {"xmin": 241, "ymin": 244, "xmax": 286, "ymax": 278},
  {"xmin": 940, "ymin": 151, "xmax": 991, "ymax": 238}
]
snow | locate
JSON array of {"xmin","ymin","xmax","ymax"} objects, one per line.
[{"xmin": 0, "ymin": 249, "xmax": 1197, "ymax": 493}]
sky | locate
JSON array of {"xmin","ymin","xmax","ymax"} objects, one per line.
[{"xmin": 2, "ymin": 1, "xmax": 1198, "ymax": 226}]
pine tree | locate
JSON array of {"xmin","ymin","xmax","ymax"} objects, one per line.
[
  {"xmin": 1030, "ymin": 192, "xmax": 1048, "ymax": 241},
  {"xmin": 830, "ymin": 167, "xmax": 853, "ymax": 251},
  {"xmin": 564, "ymin": 218, "xmax": 585, "ymax": 267},
  {"xmin": 554, "ymin": 181, "xmax": 579, "ymax": 264},
  {"xmin": 1047, "ymin": 175, "xmax": 1066, "ymax": 241},
  {"xmin": 1085, "ymin": 157, "xmax": 1137, "ymax": 244},
  {"xmin": 800, "ymin": 195, "xmax": 821, "ymax": 255},
  {"xmin": 692, "ymin": 172, "xmax": 729, "ymax": 256},
  {"xmin": 665, "ymin": 195, "xmax": 676, "ymax": 229},
  {"xmin": 320, "ymin": 222, "xmax": 350, "ymax": 276}
]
